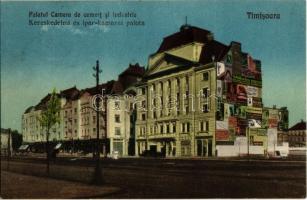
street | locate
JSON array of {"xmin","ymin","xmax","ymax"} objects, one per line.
[{"xmin": 1, "ymin": 156, "xmax": 306, "ymax": 198}]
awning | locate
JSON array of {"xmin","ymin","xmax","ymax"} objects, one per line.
[
  {"xmin": 54, "ymin": 143, "xmax": 62, "ymax": 150},
  {"xmin": 18, "ymin": 145, "xmax": 29, "ymax": 150}
]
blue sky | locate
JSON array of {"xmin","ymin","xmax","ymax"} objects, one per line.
[{"xmin": 1, "ymin": 0, "xmax": 306, "ymax": 132}]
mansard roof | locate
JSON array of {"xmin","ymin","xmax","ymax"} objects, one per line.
[
  {"xmin": 157, "ymin": 25, "xmax": 212, "ymax": 53},
  {"xmin": 288, "ymin": 121, "xmax": 306, "ymax": 131},
  {"xmin": 81, "ymin": 80, "xmax": 115, "ymax": 96},
  {"xmin": 60, "ymin": 86, "xmax": 80, "ymax": 100},
  {"xmin": 198, "ymin": 40, "xmax": 229, "ymax": 64},
  {"xmin": 119, "ymin": 63, "xmax": 145, "ymax": 77}
]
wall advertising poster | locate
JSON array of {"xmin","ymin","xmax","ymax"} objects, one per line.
[
  {"xmin": 228, "ymin": 116, "xmax": 238, "ymax": 128},
  {"xmin": 216, "ymin": 62, "xmax": 225, "ymax": 77},
  {"xmin": 224, "ymin": 103, "xmax": 234, "ymax": 119},
  {"xmin": 268, "ymin": 118, "xmax": 278, "ymax": 128},
  {"xmin": 216, "ymin": 130, "xmax": 231, "ymax": 141},
  {"xmin": 237, "ymin": 118, "xmax": 248, "ymax": 136},
  {"xmin": 217, "ymin": 80, "xmax": 223, "ymax": 97},
  {"xmin": 252, "ymin": 97, "xmax": 263, "ymax": 107},
  {"xmin": 248, "ymin": 119, "xmax": 262, "ymax": 128},
  {"xmin": 236, "ymin": 84, "xmax": 247, "ymax": 103},
  {"xmin": 245, "ymin": 107, "xmax": 262, "ymax": 120},
  {"xmin": 246, "ymin": 86, "xmax": 259, "ymax": 97},
  {"xmin": 237, "ymin": 106, "xmax": 247, "ymax": 119},
  {"xmin": 248, "ymin": 128, "xmax": 267, "ymax": 147},
  {"xmin": 216, "ymin": 120, "xmax": 229, "ymax": 130},
  {"xmin": 247, "ymin": 97, "xmax": 253, "ymax": 107},
  {"xmin": 232, "ymin": 74, "xmax": 262, "ymax": 88},
  {"xmin": 226, "ymin": 82, "xmax": 236, "ymax": 102}
]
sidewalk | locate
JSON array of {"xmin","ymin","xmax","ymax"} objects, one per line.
[{"xmin": 1, "ymin": 171, "xmax": 120, "ymax": 198}]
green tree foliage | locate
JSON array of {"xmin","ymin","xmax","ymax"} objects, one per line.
[{"xmin": 37, "ymin": 88, "xmax": 61, "ymax": 175}]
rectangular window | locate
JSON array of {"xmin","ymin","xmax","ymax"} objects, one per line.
[
  {"xmin": 203, "ymin": 104, "xmax": 209, "ymax": 113},
  {"xmin": 202, "ymin": 88, "xmax": 209, "ymax": 98},
  {"xmin": 142, "ymin": 113, "xmax": 146, "ymax": 121},
  {"xmin": 203, "ymin": 72, "xmax": 209, "ymax": 81},
  {"xmin": 141, "ymin": 100, "xmax": 146, "ymax": 108},
  {"xmin": 141, "ymin": 88, "xmax": 146, "ymax": 95},
  {"xmin": 115, "ymin": 127, "xmax": 121, "ymax": 136},
  {"xmin": 166, "ymin": 124, "xmax": 170, "ymax": 133},
  {"xmin": 115, "ymin": 114, "xmax": 120, "ymax": 123},
  {"xmin": 200, "ymin": 121, "xmax": 209, "ymax": 132},
  {"xmin": 115, "ymin": 101, "xmax": 120, "ymax": 110}
]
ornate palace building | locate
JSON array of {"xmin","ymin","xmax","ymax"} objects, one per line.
[{"xmin": 135, "ymin": 24, "xmax": 288, "ymax": 157}]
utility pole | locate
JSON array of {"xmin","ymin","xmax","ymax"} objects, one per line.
[
  {"xmin": 7, "ymin": 128, "xmax": 11, "ymax": 170},
  {"xmin": 247, "ymin": 127, "xmax": 250, "ymax": 160},
  {"xmin": 91, "ymin": 60, "xmax": 104, "ymax": 185}
]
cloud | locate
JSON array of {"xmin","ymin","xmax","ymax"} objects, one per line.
[
  {"xmin": 69, "ymin": 27, "xmax": 86, "ymax": 35},
  {"xmin": 91, "ymin": 25, "xmax": 110, "ymax": 33},
  {"xmin": 40, "ymin": 24, "xmax": 86, "ymax": 35},
  {"xmin": 41, "ymin": 25, "xmax": 49, "ymax": 32},
  {"xmin": 39, "ymin": 23, "xmax": 111, "ymax": 35}
]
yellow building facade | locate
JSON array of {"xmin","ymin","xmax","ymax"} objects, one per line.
[{"xmin": 135, "ymin": 25, "xmax": 220, "ymax": 157}]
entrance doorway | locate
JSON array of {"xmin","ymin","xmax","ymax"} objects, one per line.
[{"xmin": 196, "ymin": 139, "xmax": 212, "ymax": 157}]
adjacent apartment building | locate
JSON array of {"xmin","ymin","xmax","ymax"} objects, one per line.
[{"xmin": 22, "ymin": 63, "xmax": 145, "ymax": 156}]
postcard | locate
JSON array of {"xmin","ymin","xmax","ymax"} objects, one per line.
[{"xmin": 1, "ymin": 0, "xmax": 306, "ymax": 198}]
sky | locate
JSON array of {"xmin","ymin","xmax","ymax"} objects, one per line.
[{"xmin": 1, "ymin": 0, "xmax": 306, "ymax": 132}]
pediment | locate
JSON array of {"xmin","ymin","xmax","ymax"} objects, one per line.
[{"xmin": 145, "ymin": 53, "xmax": 196, "ymax": 77}]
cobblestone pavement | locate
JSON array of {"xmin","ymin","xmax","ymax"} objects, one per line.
[{"xmin": 1, "ymin": 171, "xmax": 120, "ymax": 198}]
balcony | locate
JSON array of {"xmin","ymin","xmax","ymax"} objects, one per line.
[{"xmin": 148, "ymin": 133, "xmax": 176, "ymax": 139}]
